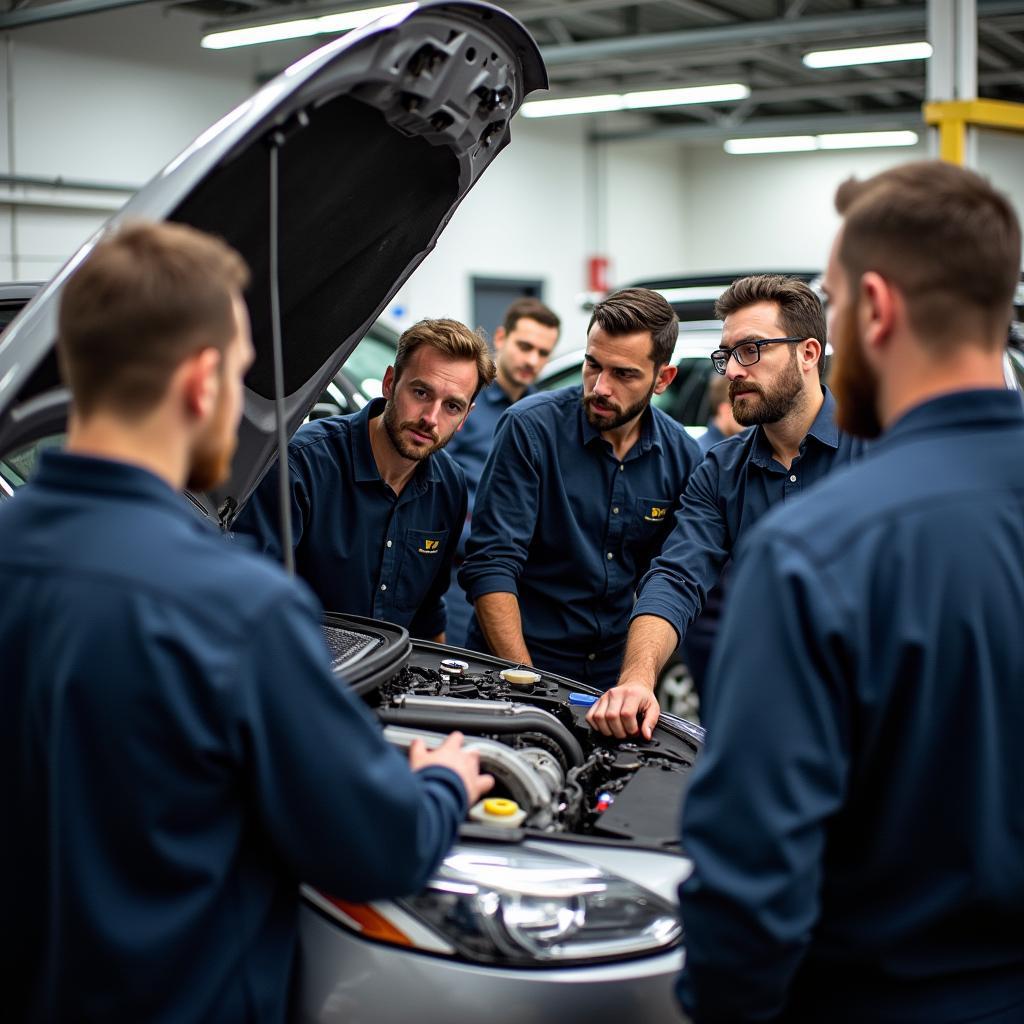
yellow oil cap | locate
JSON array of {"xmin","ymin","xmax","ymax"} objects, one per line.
[{"xmin": 483, "ymin": 798, "xmax": 520, "ymax": 817}]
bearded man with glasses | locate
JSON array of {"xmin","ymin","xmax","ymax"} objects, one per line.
[{"xmin": 588, "ymin": 273, "xmax": 865, "ymax": 739}]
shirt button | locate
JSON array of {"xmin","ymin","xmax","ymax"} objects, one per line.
[
  {"xmin": 618, "ymin": 464, "xmax": 624, "ymax": 472},
  {"xmin": 380, "ymin": 584, "xmax": 387, "ymax": 591},
  {"xmin": 789, "ymin": 474, "xmax": 797, "ymax": 482},
  {"xmin": 386, "ymin": 540, "xmax": 393, "ymax": 548},
  {"xmin": 606, "ymin": 552, "xmax": 614, "ymax": 560},
  {"xmin": 588, "ymin": 653, "xmax": 596, "ymax": 661},
  {"xmin": 612, "ymin": 506, "xmax": 620, "ymax": 515}
]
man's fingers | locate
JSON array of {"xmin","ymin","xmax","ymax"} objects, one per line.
[
  {"xmin": 439, "ymin": 730, "xmax": 464, "ymax": 752},
  {"xmin": 640, "ymin": 698, "xmax": 660, "ymax": 741},
  {"xmin": 473, "ymin": 773, "xmax": 495, "ymax": 800},
  {"xmin": 587, "ymin": 686, "xmax": 652, "ymax": 739}
]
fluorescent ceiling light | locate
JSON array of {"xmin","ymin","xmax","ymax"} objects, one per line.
[
  {"xmin": 803, "ymin": 41, "xmax": 933, "ymax": 68},
  {"xmin": 201, "ymin": 3, "xmax": 410, "ymax": 49},
  {"xmin": 520, "ymin": 94, "xmax": 624, "ymax": 118},
  {"xmin": 724, "ymin": 136, "xmax": 816, "ymax": 154},
  {"xmin": 622, "ymin": 83, "xmax": 750, "ymax": 109},
  {"xmin": 521, "ymin": 83, "xmax": 749, "ymax": 118},
  {"xmin": 725, "ymin": 130, "xmax": 919, "ymax": 154},
  {"xmin": 817, "ymin": 130, "xmax": 920, "ymax": 149}
]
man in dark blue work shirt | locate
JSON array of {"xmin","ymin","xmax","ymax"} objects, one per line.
[
  {"xmin": 460, "ymin": 288, "xmax": 701, "ymax": 689},
  {"xmin": 683, "ymin": 372, "xmax": 748, "ymax": 697},
  {"xmin": 678, "ymin": 161, "xmax": 1024, "ymax": 1022},
  {"xmin": 444, "ymin": 297, "xmax": 560, "ymax": 646},
  {"xmin": 589, "ymin": 274, "xmax": 864, "ymax": 738},
  {"xmin": 233, "ymin": 318, "xmax": 495, "ymax": 640},
  {"xmin": 0, "ymin": 223, "xmax": 492, "ymax": 1022}
]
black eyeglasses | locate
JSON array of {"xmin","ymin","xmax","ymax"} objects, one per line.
[{"xmin": 709, "ymin": 337, "xmax": 807, "ymax": 375}]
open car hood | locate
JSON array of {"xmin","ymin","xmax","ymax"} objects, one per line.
[{"xmin": 0, "ymin": 1, "xmax": 545, "ymax": 515}]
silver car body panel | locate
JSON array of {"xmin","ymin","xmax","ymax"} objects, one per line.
[{"xmin": 297, "ymin": 839, "xmax": 692, "ymax": 1024}]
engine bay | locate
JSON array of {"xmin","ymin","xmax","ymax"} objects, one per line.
[{"xmin": 368, "ymin": 649, "xmax": 700, "ymax": 848}]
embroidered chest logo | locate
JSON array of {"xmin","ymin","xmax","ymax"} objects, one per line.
[
  {"xmin": 644, "ymin": 506, "xmax": 668, "ymax": 522},
  {"xmin": 418, "ymin": 538, "xmax": 441, "ymax": 554}
]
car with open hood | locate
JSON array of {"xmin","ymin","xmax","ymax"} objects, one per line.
[{"xmin": 0, "ymin": 5, "xmax": 699, "ymax": 1022}]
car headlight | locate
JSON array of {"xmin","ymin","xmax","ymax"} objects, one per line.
[{"xmin": 394, "ymin": 846, "xmax": 681, "ymax": 967}]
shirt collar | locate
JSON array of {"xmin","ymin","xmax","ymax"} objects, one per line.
[
  {"xmin": 750, "ymin": 385, "xmax": 840, "ymax": 468},
  {"xmin": 34, "ymin": 450, "xmax": 203, "ymax": 519},
  {"xmin": 354, "ymin": 396, "xmax": 441, "ymax": 488},
  {"xmin": 480, "ymin": 379, "xmax": 534, "ymax": 408},
  {"xmin": 879, "ymin": 388, "xmax": 1024, "ymax": 449}
]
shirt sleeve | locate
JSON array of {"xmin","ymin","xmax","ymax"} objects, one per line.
[
  {"xmin": 410, "ymin": 467, "xmax": 468, "ymax": 640},
  {"xmin": 230, "ymin": 449, "xmax": 310, "ymax": 565},
  {"xmin": 233, "ymin": 577, "xmax": 467, "ymax": 899},
  {"xmin": 631, "ymin": 454, "xmax": 730, "ymax": 644},
  {"xmin": 458, "ymin": 412, "xmax": 540, "ymax": 602},
  {"xmin": 677, "ymin": 531, "xmax": 851, "ymax": 1022}
]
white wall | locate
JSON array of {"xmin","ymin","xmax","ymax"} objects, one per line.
[
  {"xmin": 391, "ymin": 116, "xmax": 592, "ymax": 347},
  {"xmin": 677, "ymin": 139, "xmax": 930, "ymax": 274},
  {"xmin": 601, "ymin": 137, "xmax": 688, "ymax": 284},
  {"xmin": 978, "ymin": 128, "xmax": 1024, "ymax": 269},
  {"xmin": 0, "ymin": 6, "xmax": 297, "ymax": 280}
]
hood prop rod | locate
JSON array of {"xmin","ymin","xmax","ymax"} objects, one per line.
[{"xmin": 267, "ymin": 132, "xmax": 294, "ymax": 576}]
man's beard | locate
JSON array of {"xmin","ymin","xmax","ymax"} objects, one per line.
[
  {"xmin": 382, "ymin": 398, "xmax": 453, "ymax": 462},
  {"xmin": 830, "ymin": 299, "xmax": 883, "ymax": 439},
  {"xmin": 583, "ymin": 380, "xmax": 656, "ymax": 431},
  {"xmin": 187, "ymin": 390, "xmax": 236, "ymax": 492},
  {"xmin": 728, "ymin": 352, "xmax": 804, "ymax": 426}
]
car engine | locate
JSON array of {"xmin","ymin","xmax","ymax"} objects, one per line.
[{"xmin": 369, "ymin": 654, "xmax": 699, "ymax": 848}]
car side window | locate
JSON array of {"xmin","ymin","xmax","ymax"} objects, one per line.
[{"xmin": 0, "ymin": 433, "xmax": 65, "ymax": 497}]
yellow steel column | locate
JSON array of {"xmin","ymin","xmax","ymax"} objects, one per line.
[{"xmin": 924, "ymin": 99, "xmax": 1024, "ymax": 166}]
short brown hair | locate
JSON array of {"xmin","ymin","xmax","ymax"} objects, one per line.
[
  {"xmin": 503, "ymin": 297, "xmax": 560, "ymax": 334},
  {"xmin": 588, "ymin": 287, "xmax": 678, "ymax": 367},
  {"xmin": 58, "ymin": 221, "xmax": 249, "ymax": 418},
  {"xmin": 835, "ymin": 161, "xmax": 1021, "ymax": 349},
  {"xmin": 715, "ymin": 275, "xmax": 827, "ymax": 376},
  {"xmin": 393, "ymin": 318, "xmax": 496, "ymax": 399}
]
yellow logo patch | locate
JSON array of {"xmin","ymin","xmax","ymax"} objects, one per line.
[
  {"xmin": 644, "ymin": 506, "xmax": 668, "ymax": 522},
  {"xmin": 418, "ymin": 538, "xmax": 441, "ymax": 554}
]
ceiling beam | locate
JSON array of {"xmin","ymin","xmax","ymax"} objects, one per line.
[
  {"xmin": 657, "ymin": 0, "xmax": 736, "ymax": 25},
  {"xmin": 0, "ymin": 0, "xmax": 155, "ymax": 29},
  {"xmin": 980, "ymin": 19, "xmax": 1024, "ymax": 59},
  {"xmin": 541, "ymin": 0, "xmax": 1024, "ymax": 66}
]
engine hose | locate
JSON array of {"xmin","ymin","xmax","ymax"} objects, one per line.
[{"xmin": 377, "ymin": 703, "xmax": 585, "ymax": 768}]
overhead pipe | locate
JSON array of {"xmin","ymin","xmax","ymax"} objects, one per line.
[{"xmin": 541, "ymin": 0, "xmax": 1024, "ymax": 66}]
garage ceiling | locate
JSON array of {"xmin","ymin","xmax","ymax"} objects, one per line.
[{"xmin": 8, "ymin": 0, "xmax": 1024, "ymax": 140}]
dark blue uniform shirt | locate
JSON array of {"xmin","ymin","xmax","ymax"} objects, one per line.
[
  {"xmin": 232, "ymin": 398, "xmax": 467, "ymax": 639},
  {"xmin": 1, "ymin": 452, "xmax": 466, "ymax": 1024},
  {"xmin": 444, "ymin": 380, "xmax": 533, "ymax": 647},
  {"xmin": 678, "ymin": 390, "xmax": 1024, "ymax": 1023},
  {"xmin": 460, "ymin": 386, "xmax": 700, "ymax": 688},
  {"xmin": 697, "ymin": 420, "xmax": 727, "ymax": 454},
  {"xmin": 634, "ymin": 387, "xmax": 865, "ymax": 644},
  {"xmin": 446, "ymin": 379, "xmax": 532, "ymax": 551}
]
